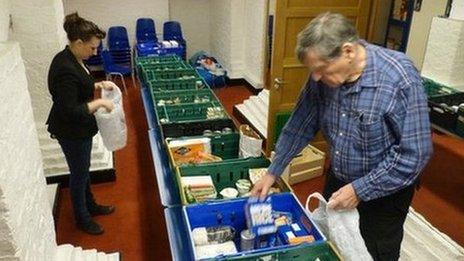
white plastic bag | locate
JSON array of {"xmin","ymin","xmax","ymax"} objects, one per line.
[
  {"xmin": 239, "ymin": 124, "xmax": 262, "ymax": 158},
  {"xmin": 94, "ymin": 86, "xmax": 127, "ymax": 151},
  {"xmin": 306, "ymin": 192, "xmax": 373, "ymax": 261}
]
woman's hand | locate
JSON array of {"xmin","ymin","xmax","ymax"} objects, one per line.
[
  {"xmin": 99, "ymin": 99, "xmax": 114, "ymax": 112},
  {"xmin": 95, "ymin": 81, "xmax": 117, "ymax": 90},
  {"xmin": 87, "ymin": 98, "xmax": 114, "ymax": 113}
]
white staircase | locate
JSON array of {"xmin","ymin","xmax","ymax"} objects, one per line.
[
  {"xmin": 234, "ymin": 89, "xmax": 269, "ymax": 138},
  {"xmin": 55, "ymin": 244, "xmax": 121, "ymax": 261},
  {"xmin": 37, "ymin": 126, "xmax": 113, "ymax": 177},
  {"xmin": 400, "ymin": 208, "xmax": 464, "ymax": 260}
]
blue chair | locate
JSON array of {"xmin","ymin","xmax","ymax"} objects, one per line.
[
  {"xmin": 107, "ymin": 26, "xmax": 133, "ymax": 77},
  {"xmin": 101, "ymin": 50, "xmax": 136, "ymax": 93},
  {"xmin": 136, "ymin": 18, "xmax": 157, "ymax": 43},
  {"xmin": 163, "ymin": 21, "xmax": 186, "ymax": 59},
  {"xmin": 108, "ymin": 26, "xmax": 130, "ymax": 51}
]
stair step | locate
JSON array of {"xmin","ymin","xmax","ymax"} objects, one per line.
[
  {"xmin": 242, "ymin": 101, "xmax": 267, "ymax": 130},
  {"xmin": 42, "ymin": 150, "xmax": 105, "ymax": 166},
  {"xmin": 106, "ymin": 252, "xmax": 120, "ymax": 261},
  {"xmin": 55, "ymin": 244, "xmax": 74, "ymax": 261},
  {"xmin": 235, "ymin": 104, "xmax": 266, "ymax": 138},
  {"xmin": 249, "ymin": 96, "xmax": 268, "ymax": 117},
  {"xmin": 82, "ymin": 249, "xmax": 97, "ymax": 261},
  {"xmin": 97, "ymin": 252, "xmax": 107, "ymax": 261},
  {"xmin": 44, "ymin": 148, "xmax": 112, "ymax": 176},
  {"xmin": 71, "ymin": 246, "xmax": 83, "ymax": 261}
]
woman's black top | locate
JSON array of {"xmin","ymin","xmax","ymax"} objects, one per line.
[{"xmin": 46, "ymin": 46, "xmax": 98, "ymax": 139}]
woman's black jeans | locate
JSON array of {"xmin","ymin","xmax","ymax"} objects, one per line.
[{"xmin": 58, "ymin": 137, "xmax": 97, "ymax": 224}]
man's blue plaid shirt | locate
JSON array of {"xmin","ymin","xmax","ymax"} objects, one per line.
[{"xmin": 268, "ymin": 41, "xmax": 433, "ymax": 201}]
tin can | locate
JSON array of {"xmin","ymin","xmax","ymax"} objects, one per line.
[
  {"xmin": 222, "ymin": 127, "xmax": 233, "ymax": 134},
  {"xmin": 203, "ymin": 129, "xmax": 213, "ymax": 136},
  {"xmin": 240, "ymin": 229, "xmax": 255, "ymax": 251}
]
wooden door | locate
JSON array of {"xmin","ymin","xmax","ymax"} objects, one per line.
[{"xmin": 267, "ymin": 0, "xmax": 372, "ymax": 155}]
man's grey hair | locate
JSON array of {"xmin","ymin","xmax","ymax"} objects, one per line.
[{"xmin": 295, "ymin": 12, "xmax": 359, "ymax": 63}]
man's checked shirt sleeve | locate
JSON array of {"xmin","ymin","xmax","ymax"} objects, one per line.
[{"xmin": 267, "ymin": 79, "xmax": 320, "ymax": 176}]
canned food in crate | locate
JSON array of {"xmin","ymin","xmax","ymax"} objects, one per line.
[
  {"xmin": 240, "ymin": 229, "xmax": 255, "ymax": 251},
  {"xmin": 222, "ymin": 127, "xmax": 233, "ymax": 134},
  {"xmin": 203, "ymin": 129, "xmax": 213, "ymax": 136}
]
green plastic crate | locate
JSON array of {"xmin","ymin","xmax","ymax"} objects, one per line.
[
  {"xmin": 423, "ymin": 78, "xmax": 461, "ymax": 98},
  {"xmin": 166, "ymin": 132, "xmax": 239, "ymax": 162},
  {"xmin": 274, "ymin": 111, "xmax": 291, "ymax": 145},
  {"xmin": 151, "ymin": 88, "xmax": 219, "ymax": 106},
  {"xmin": 176, "ymin": 157, "xmax": 292, "ymax": 205},
  {"xmin": 140, "ymin": 61, "xmax": 191, "ymax": 72},
  {"xmin": 143, "ymin": 68, "xmax": 198, "ymax": 82},
  {"xmin": 148, "ymin": 77, "xmax": 205, "ymax": 92},
  {"xmin": 136, "ymin": 54, "xmax": 180, "ymax": 65},
  {"xmin": 156, "ymin": 101, "xmax": 229, "ymax": 124}
]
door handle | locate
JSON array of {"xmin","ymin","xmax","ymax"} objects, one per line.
[{"xmin": 274, "ymin": 78, "xmax": 287, "ymax": 90}]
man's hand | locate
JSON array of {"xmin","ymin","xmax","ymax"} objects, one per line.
[
  {"xmin": 327, "ymin": 183, "xmax": 360, "ymax": 210},
  {"xmin": 250, "ymin": 174, "xmax": 276, "ymax": 200}
]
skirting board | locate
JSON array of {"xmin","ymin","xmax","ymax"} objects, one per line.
[{"xmin": 227, "ymin": 78, "xmax": 261, "ymax": 95}]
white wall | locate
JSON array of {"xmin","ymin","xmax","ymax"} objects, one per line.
[
  {"xmin": 210, "ymin": 0, "xmax": 234, "ymax": 76},
  {"xmin": 0, "ymin": 41, "xmax": 57, "ymax": 261},
  {"xmin": 450, "ymin": 0, "xmax": 464, "ymax": 20},
  {"xmin": 0, "ymin": 0, "xmax": 9, "ymax": 41},
  {"xmin": 208, "ymin": 0, "xmax": 266, "ymax": 86},
  {"xmin": 9, "ymin": 0, "xmax": 67, "ymax": 125},
  {"xmin": 169, "ymin": 0, "xmax": 210, "ymax": 58},
  {"xmin": 406, "ymin": 0, "xmax": 448, "ymax": 70},
  {"xmin": 229, "ymin": 0, "xmax": 245, "ymax": 78},
  {"xmin": 421, "ymin": 17, "xmax": 464, "ymax": 90},
  {"xmin": 63, "ymin": 0, "xmax": 169, "ymax": 46},
  {"xmin": 243, "ymin": 0, "xmax": 267, "ymax": 88}
]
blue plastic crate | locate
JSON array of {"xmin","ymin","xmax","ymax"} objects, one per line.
[{"xmin": 183, "ymin": 193, "xmax": 327, "ymax": 260}]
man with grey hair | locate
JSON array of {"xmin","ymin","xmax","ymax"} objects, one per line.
[{"xmin": 251, "ymin": 12, "xmax": 433, "ymax": 260}]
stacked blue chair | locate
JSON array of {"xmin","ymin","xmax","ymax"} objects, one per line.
[
  {"xmin": 102, "ymin": 50, "xmax": 136, "ymax": 93},
  {"xmin": 135, "ymin": 18, "xmax": 161, "ymax": 57},
  {"xmin": 136, "ymin": 18, "xmax": 157, "ymax": 43},
  {"xmin": 84, "ymin": 42, "xmax": 103, "ymax": 68},
  {"xmin": 107, "ymin": 26, "xmax": 132, "ymax": 66},
  {"xmin": 163, "ymin": 21, "xmax": 186, "ymax": 60}
]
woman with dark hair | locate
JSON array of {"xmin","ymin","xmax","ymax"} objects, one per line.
[{"xmin": 47, "ymin": 12, "xmax": 116, "ymax": 235}]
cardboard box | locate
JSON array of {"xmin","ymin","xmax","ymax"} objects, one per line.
[
  {"xmin": 286, "ymin": 166, "xmax": 323, "ymax": 185},
  {"xmin": 279, "ymin": 145, "xmax": 325, "ymax": 185}
]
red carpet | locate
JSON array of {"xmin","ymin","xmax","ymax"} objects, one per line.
[
  {"xmin": 56, "ymin": 79, "xmax": 464, "ymax": 260},
  {"xmin": 56, "ymin": 79, "xmax": 171, "ymax": 260}
]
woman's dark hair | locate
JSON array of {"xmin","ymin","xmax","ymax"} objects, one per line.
[{"xmin": 63, "ymin": 12, "xmax": 106, "ymax": 42}]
